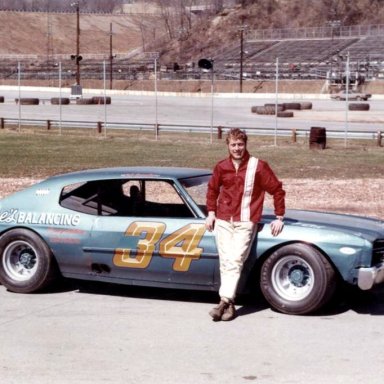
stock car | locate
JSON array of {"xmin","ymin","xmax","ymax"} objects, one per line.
[{"xmin": 0, "ymin": 167, "xmax": 383, "ymax": 315}]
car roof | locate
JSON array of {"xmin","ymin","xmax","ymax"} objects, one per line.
[{"xmin": 47, "ymin": 166, "xmax": 212, "ymax": 185}]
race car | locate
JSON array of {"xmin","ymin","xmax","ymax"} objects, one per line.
[{"xmin": 0, "ymin": 167, "xmax": 383, "ymax": 315}]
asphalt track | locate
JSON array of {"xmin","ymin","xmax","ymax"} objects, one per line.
[{"xmin": 0, "ymin": 87, "xmax": 384, "ymax": 132}]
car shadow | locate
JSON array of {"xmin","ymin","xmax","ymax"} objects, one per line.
[
  {"xmin": 56, "ymin": 278, "xmax": 268, "ymax": 314},
  {"xmin": 43, "ymin": 279, "xmax": 384, "ymax": 317},
  {"xmin": 327, "ymin": 285, "xmax": 384, "ymax": 316}
]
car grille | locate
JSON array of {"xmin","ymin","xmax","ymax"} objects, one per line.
[{"xmin": 372, "ymin": 240, "xmax": 384, "ymax": 265}]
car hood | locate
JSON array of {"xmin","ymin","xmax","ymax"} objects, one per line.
[{"xmin": 264, "ymin": 208, "xmax": 384, "ymax": 241}]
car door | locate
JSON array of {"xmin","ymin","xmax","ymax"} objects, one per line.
[{"xmin": 84, "ymin": 179, "xmax": 218, "ymax": 288}]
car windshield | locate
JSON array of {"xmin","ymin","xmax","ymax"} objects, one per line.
[{"xmin": 179, "ymin": 175, "xmax": 210, "ymax": 215}]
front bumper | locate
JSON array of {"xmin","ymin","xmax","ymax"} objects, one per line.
[{"xmin": 357, "ymin": 262, "xmax": 384, "ymax": 290}]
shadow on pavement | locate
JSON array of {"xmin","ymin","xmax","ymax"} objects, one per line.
[{"xmin": 38, "ymin": 278, "xmax": 384, "ymax": 317}]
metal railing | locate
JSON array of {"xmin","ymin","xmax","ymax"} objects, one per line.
[
  {"xmin": 0, "ymin": 117, "xmax": 383, "ymax": 145},
  {"xmin": 247, "ymin": 24, "xmax": 384, "ymax": 41}
]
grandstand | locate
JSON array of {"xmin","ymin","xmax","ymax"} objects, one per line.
[{"xmin": 1, "ymin": 11, "xmax": 384, "ymax": 92}]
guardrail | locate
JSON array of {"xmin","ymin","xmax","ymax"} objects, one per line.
[{"xmin": 0, "ymin": 117, "xmax": 383, "ymax": 145}]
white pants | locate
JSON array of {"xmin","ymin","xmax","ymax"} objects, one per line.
[{"xmin": 215, "ymin": 218, "xmax": 256, "ymax": 302}]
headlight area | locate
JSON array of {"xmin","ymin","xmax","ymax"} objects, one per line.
[{"xmin": 372, "ymin": 239, "xmax": 384, "ymax": 265}]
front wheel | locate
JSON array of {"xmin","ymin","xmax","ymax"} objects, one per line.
[
  {"xmin": 0, "ymin": 229, "xmax": 58, "ymax": 293},
  {"xmin": 260, "ymin": 243, "xmax": 337, "ymax": 315}
]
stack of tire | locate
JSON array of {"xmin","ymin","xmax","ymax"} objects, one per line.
[
  {"xmin": 51, "ymin": 97, "xmax": 70, "ymax": 105},
  {"xmin": 14, "ymin": 96, "xmax": 112, "ymax": 105},
  {"xmin": 251, "ymin": 101, "xmax": 312, "ymax": 117},
  {"xmin": 15, "ymin": 98, "xmax": 40, "ymax": 105},
  {"xmin": 76, "ymin": 96, "xmax": 112, "ymax": 105}
]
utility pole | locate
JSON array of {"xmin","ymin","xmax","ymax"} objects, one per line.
[
  {"xmin": 75, "ymin": 1, "xmax": 80, "ymax": 85},
  {"xmin": 46, "ymin": 0, "xmax": 54, "ymax": 84},
  {"xmin": 239, "ymin": 26, "xmax": 244, "ymax": 93},
  {"xmin": 70, "ymin": 1, "xmax": 82, "ymax": 98},
  {"xmin": 109, "ymin": 23, "xmax": 114, "ymax": 90},
  {"xmin": 239, "ymin": 22, "xmax": 247, "ymax": 93}
]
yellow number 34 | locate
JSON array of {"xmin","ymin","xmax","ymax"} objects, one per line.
[{"xmin": 113, "ymin": 222, "xmax": 206, "ymax": 272}]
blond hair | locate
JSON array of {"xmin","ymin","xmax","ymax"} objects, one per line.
[{"xmin": 226, "ymin": 128, "xmax": 248, "ymax": 144}]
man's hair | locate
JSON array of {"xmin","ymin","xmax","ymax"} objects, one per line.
[{"xmin": 226, "ymin": 128, "xmax": 248, "ymax": 144}]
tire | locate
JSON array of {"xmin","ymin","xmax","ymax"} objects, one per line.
[
  {"xmin": 51, "ymin": 97, "xmax": 70, "ymax": 105},
  {"xmin": 252, "ymin": 106, "xmax": 275, "ymax": 115},
  {"xmin": 277, "ymin": 111, "xmax": 294, "ymax": 118},
  {"xmin": 260, "ymin": 243, "xmax": 337, "ymax": 315},
  {"xmin": 0, "ymin": 96, "xmax": 4, "ymax": 103},
  {"xmin": 282, "ymin": 102, "xmax": 301, "ymax": 110},
  {"xmin": 251, "ymin": 106, "xmax": 265, "ymax": 114},
  {"xmin": 0, "ymin": 229, "xmax": 58, "ymax": 293},
  {"xmin": 76, "ymin": 98, "xmax": 94, "ymax": 105},
  {"xmin": 92, "ymin": 96, "xmax": 111, "ymax": 105},
  {"xmin": 15, "ymin": 98, "xmax": 40, "ymax": 105},
  {"xmin": 300, "ymin": 102, "xmax": 312, "ymax": 110},
  {"xmin": 349, "ymin": 103, "xmax": 370, "ymax": 111},
  {"xmin": 264, "ymin": 103, "xmax": 285, "ymax": 112}
]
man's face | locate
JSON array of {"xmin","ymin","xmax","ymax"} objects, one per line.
[{"xmin": 228, "ymin": 137, "xmax": 246, "ymax": 160}]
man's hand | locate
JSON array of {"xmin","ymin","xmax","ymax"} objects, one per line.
[
  {"xmin": 270, "ymin": 218, "xmax": 284, "ymax": 236},
  {"xmin": 205, "ymin": 211, "xmax": 216, "ymax": 231}
]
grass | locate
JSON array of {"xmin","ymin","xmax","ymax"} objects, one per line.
[{"xmin": 0, "ymin": 128, "xmax": 384, "ymax": 179}]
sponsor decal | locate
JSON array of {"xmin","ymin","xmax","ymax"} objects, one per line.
[
  {"xmin": 35, "ymin": 189, "xmax": 50, "ymax": 196},
  {"xmin": 0, "ymin": 209, "xmax": 80, "ymax": 226}
]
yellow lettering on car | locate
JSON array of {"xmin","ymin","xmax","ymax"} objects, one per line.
[{"xmin": 113, "ymin": 222, "xmax": 206, "ymax": 271}]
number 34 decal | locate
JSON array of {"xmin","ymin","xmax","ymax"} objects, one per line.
[{"xmin": 113, "ymin": 222, "xmax": 206, "ymax": 272}]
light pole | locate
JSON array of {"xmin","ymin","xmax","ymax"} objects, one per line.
[
  {"xmin": 109, "ymin": 23, "xmax": 114, "ymax": 90},
  {"xmin": 198, "ymin": 58, "xmax": 214, "ymax": 143},
  {"xmin": 145, "ymin": 52, "xmax": 160, "ymax": 139},
  {"xmin": 239, "ymin": 25, "xmax": 245, "ymax": 93},
  {"xmin": 71, "ymin": 2, "xmax": 81, "ymax": 86}
]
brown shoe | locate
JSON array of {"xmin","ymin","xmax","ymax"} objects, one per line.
[
  {"xmin": 221, "ymin": 302, "xmax": 237, "ymax": 321},
  {"xmin": 209, "ymin": 300, "xmax": 228, "ymax": 321}
]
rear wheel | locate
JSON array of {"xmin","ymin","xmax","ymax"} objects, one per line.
[
  {"xmin": 260, "ymin": 243, "xmax": 337, "ymax": 315},
  {"xmin": 0, "ymin": 229, "xmax": 57, "ymax": 293}
]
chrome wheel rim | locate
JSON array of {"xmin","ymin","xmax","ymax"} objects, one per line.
[
  {"xmin": 3, "ymin": 241, "xmax": 38, "ymax": 281},
  {"xmin": 271, "ymin": 256, "xmax": 314, "ymax": 301}
]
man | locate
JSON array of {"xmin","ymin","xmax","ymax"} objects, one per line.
[{"xmin": 205, "ymin": 128, "xmax": 285, "ymax": 321}]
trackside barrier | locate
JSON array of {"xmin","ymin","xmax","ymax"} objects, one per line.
[{"xmin": 0, "ymin": 117, "xmax": 383, "ymax": 145}]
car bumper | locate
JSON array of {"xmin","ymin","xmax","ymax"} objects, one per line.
[{"xmin": 357, "ymin": 262, "xmax": 384, "ymax": 290}]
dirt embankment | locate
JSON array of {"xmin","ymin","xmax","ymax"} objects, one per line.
[{"xmin": 1, "ymin": 177, "xmax": 383, "ymax": 220}]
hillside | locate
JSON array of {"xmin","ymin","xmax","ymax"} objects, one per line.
[{"xmin": 0, "ymin": 11, "xmax": 156, "ymax": 57}]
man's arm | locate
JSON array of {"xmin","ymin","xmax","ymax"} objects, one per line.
[
  {"xmin": 259, "ymin": 161, "xmax": 286, "ymax": 237},
  {"xmin": 205, "ymin": 164, "xmax": 221, "ymax": 231}
]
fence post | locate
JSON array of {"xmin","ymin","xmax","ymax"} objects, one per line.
[
  {"xmin": 155, "ymin": 123, "xmax": 159, "ymax": 138},
  {"xmin": 47, "ymin": 120, "xmax": 51, "ymax": 130},
  {"xmin": 97, "ymin": 121, "xmax": 102, "ymax": 134},
  {"xmin": 217, "ymin": 126, "xmax": 223, "ymax": 139},
  {"xmin": 291, "ymin": 128, "xmax": 297, "ymax": 143},
  {"xmin": 377, "ymin": 131, "xmax": 382, "ymax": 147},
  {"xmin": 0, "ymin": 118, "xmax": 4, "ymax": 129}
]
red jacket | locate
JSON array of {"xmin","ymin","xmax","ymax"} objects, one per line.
[{"xmin": 206, "ymin": 151, "xmax": 285, "ymax": 223}]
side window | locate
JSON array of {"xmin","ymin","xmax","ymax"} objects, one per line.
[
  {"xmin": 142, "ymin": 181, "xmax": 194, "ymax": 218},
  {"xmin": 59, "ymin": 180, "xmax": 139, "ymax": 216},
  {"xmin": 59, "ymin": 179, "xmax": 194, "ymax": 218}
]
